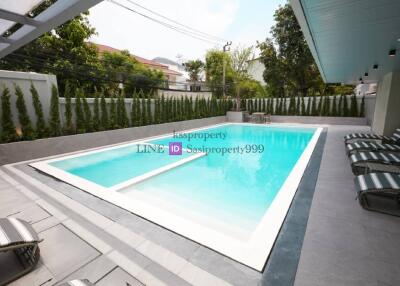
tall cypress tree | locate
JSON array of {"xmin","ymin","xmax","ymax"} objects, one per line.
[
  {"xmin": 300, "ymin": 97, "xmax": 306, "ymax": 116},
  {"xmin": 338, "ymin": 95, "xmax": 343, "ymax": 116},
  {"xmin": 147, "ymin": 98, "xmax": 152, "ymax": 124},
  {"xmin": 75, "ymin": 90, "xmax": 85, "ymax": 133},
  {"xmin": 311, "ymin": 96, "xmax": 318, "ymax": 116},
  {"xmin": 49, "ymin": 85, "xmax": 61, "ymax": 137},
  {"xmin": 15, "ymin": 84, "xmax": 35, "ymax": 140},
  {"xmin": 100, "ymin": 93, "xmax": 109, "ymax": 130},
  {"xmin": 63, "ymin": 82, "xmax": 74, "ymax": 134},
  {"xmin": 317, "ymin": 95, "xmax": 323, "ymax": 116},
  {"xmin": 82, "ymin": 94, "xmax": 93, "ymax": 132},
  {"xmin": 343, "ymin": 95, "xmax": 349, "ymax": 117},
  {"xmin": 141, "ymin": 98, "xmax": 147, "ymax": 125},
  {"xmin": 359, "ymin": 96, "xmax": 365, "ymax": 117},
  {"xmin": 1, "ymin": 86, "xmax": 18, "ymax": 142},
  {"xmin": 288, "ymin": 96, "xmax": 296, "ymax": 115},
  {"xmin": 93, "ymin": 92, "xmax": 100, "ymax": 131},
  {"xmin": 30, "ymin": 83, "xmax": 47, "ymax": 138},
  {"xmin": 331, "ymin": 95, "xmax": 338, "ymax": 116},
  {"xmin": 109, "ymin": 96, "xmax": 117, "ymax": 128},
  {"xmin": 350, "ymin": 94, "xmax": 358, "ymax": 117},
  {"xmin": 305, "ymin": 97, "xmax": 311, "ymax": 116}
]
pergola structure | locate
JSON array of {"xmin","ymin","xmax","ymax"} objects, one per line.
[
  {"xmin": 290, "ymin": 0, "xmax": 400, "ymax": 135},
  {"xmin": 0, "ymin": 0, "xmax": 103, "ymax": 59}
]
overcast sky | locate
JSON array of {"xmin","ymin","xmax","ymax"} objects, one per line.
[{"xmin": 88, "ymin": 0, "xmax": 286, "ymax": 62}]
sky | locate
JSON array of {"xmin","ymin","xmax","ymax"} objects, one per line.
[{"xmin": 88, "ymin": 0, "xmax": 287, "ymax": 63}]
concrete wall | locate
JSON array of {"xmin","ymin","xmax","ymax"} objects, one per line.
[
  {"xmin": 0, "ymin": 70, "xmax": 57, "ymax": 132},
  {"xmin": 372, "ymin": 72, "xmax": 400, "ymax": 136},
  {"xmin": 0, "ymin": 116, "xmax": 226, "ymax": 165},
  {"xmin": 245, "ymin": 94, "xmax": 376, "ymax": 125},
  {"xmin": 270, "ymin": 116, "xmax": 368, "ymax": 126},
  {"xmin": 157, "ymin": 90, "xmax": 212, "ymax": 100}
]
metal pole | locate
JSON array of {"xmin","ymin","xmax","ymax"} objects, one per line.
[{"xmin": 222, "ymin": 41, "xmax": 232, "ymax": 98}]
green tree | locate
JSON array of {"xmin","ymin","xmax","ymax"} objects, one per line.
[
  {"xmin": 311, "ymin": 96, "xmax": 318, "ymax": 116},
  {"xmin": 109, "ymin": 96, "xmax": 117, "ymax": 129},
  {"xmin": 0, "ymin": 4, "xmax": 101, "ymax": 93},
  {"xmin": 205, "ymin": 50, "xmax": 234, "ymax": 98},
  {"xmin": 300, "ymin": 97, "xmax": 306, "ymax": 116},
  {"xmin": 288, "ymin": 96, "xmax": 296, "ymax": 115},
  {"xmin": 63, "ymin": 82, "xmax": 74, "ymax": 134},
  {"xmin": 350, "ymin": 94, "xmax": 359, "ymax": 117},
  {"xmin": 30, "ymin": 83, "xmax": 47, "ymax": 138},
  {"xmin": 75, "ymin": 90, "xmax": 85, "ymax": 133},
  {"xmin": 184, "ymin": 60, "xmax": 204, "ymax": 82},
  {"xmin": 15, "ymin": 85, "xmax": 35, "ymax": 140},
  {"xmin": 343, "ymin": 95, "xmax": 349, "ymax": 117},
  {"xmin": 359, "ymin": 96, "xmax": 365, "ymax": 117},
  {"xmin": 49, "ymin": 85, "xmax": 61, "ymax": 136},
  {"xmin": 82, "ymin": 94, "xmax": 93, "ymax": 132},
  {"xmin": 331, "ymin": 95, "xmax": 338, "ymax": 117},
  {"xmin": 1, "ymin": 86, "xmax": 18, "ymax": 142},
  {"xmin": 338, "ymin": 95, "xmax": 343, "ymax": 116},
  {"xmin": 317, "ymin": 95, "xmax": 323, "ymax": 116},
  {"xmin": 100, "ymin": 93, "xmax": 109, "ymax": 130},
  {"xmin": 93, "ymin": 92, "xmax": 100, "ymax": 131}
]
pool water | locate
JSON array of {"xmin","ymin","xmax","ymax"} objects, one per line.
[{"xmin": 119, "ymin": 124, "xmax": 316, "ymax": 235}]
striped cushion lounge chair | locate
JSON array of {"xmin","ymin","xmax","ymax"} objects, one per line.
[
  {"xmin": 346, "ymin": 141, "xmax": 400, "ymax": 156},
  {"xmin": 354, "ymin": 172, "xmax": 400, "ymax": 216},
  {"xmin": 344, "ymin": 128, "xmax": 400, "ymax": 144},
  {"xmin": 350, "ymin": 152, "xmax": 400, "ymax": 175},
  {"xmin": 0, "ymin": 218, "xmax": 42, "ymax": 285},
  {"xmin": 58, "ymin": 279, "xmax": 95, "ymax": 286}
]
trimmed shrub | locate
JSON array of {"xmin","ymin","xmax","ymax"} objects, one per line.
[
  {"xmin": 305, "ymin": 97, "xmax": 311, "ymax": 116},
  {"xmin": 288, "ymin": 96, "xmax": 296, "ymax": 115},
  {"xmin": 75, "ymin": 90, "xmax": 85, "ymax": 133},
  {"xmin": 350, "ymin": 94, "xmax": 359, "ymax": 117},
  {"xmin": 30, "ymin": 83, "xmax": 47, "ymax": 138},
  {"xmin": 359, "ymin": 96, "xmax": 365, "ymax": 117},
  {"xmin": 343, "ymin": 95, "xmax": 349, "ymax": 117},
  {"xmin": 311, "ymin": 96, "xmax": 318, "ymax": 116},
  {"xmin": 82, "ymin": 94, "xmax": 93, "ymax": 132},
  {"xmin": 282, "ymin": 98, "xmax": 287, "ymax": 115},
  {"xmin": 49, "ymin": 85, "xmax": 62, "ymax": 137},
  {"xmin": 93, "ymin": 92, "xmax": 100, "ymax": 131},
  {"xmin": 331, "ymin": 95, "xmax": 338, "ymax": 117},
  {"xmin": 301, "ymin": 97, "xmax": 306, "ymax": 116},
  {"xmin": 1, "ymin": 86, "xmax": 18, "ymax": 142},
  {"xmin": 338, "ymin": 95, "xmax": 343, "ymax": 116},
  {"xmin": 63, "ymin": 83, "xmax": 74, "ymax": 134},
  {"xmin": 317, "ymin": 95, "xmax": 323, "ymax": 116},
  {"xmin": 117, "ymin": 93, "xmax": 129, "ymax": 128},
  {"xmin": 15, "ymin": 84, "xmax": 35, "ymax": 140},
  {"xmin": 100, "ymin": 93, "xmax": 109, "ymax": 130},
  {"xmin": 147, "ymin": 98, "xmax": 152, "ymax": 124},
  {"xmin": 141, "ymin": 98, "xmax": 147, "ymax": 125},
  {"xmin": 109, "ymin": 96, "xmax": 117, "ymax": 129}
]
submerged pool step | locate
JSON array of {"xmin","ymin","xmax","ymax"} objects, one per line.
[{"xmin": 109, "ymin": 152, "xmax": 207, "ymax": 191}]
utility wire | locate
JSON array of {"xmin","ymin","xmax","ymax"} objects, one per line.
[
  {"xmin": 107, "ymin": 0, "xmax": 222, "ymax": 45},
  {"xmin": 121, "ymin": 0, "xmax": 227, "ymax": 43}
]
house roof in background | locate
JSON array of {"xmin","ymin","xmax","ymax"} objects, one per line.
[{"xmin": 94, "ymin": 43, "xmax": 182, "ymax": 77}]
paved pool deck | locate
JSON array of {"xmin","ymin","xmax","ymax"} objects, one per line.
[{"xmin": 0, "ymin": 124, "xmax": 399, "ymax": 285}]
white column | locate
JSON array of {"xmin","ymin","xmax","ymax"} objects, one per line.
[{"xmin": 372, "ymin": 71, "xmax": 400, "ymax": 136}]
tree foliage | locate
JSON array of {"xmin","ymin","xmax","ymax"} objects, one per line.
[
  {"xmin": 1, "ymin": 86, "xmax": 18, "ymax": 142},
  {"xmin": 15, "ymin": 85, "xmax": 35, "ymax": 140},
  {"xmin": 184, "ymin": 60, "xmax": 204, "ymax": 82}
]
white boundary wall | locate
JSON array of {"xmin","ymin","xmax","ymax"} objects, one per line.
[{"xmin": 0, "ymin": 70, "xmax": 57, "ymax": 131}]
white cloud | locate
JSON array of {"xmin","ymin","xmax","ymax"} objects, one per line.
[{"xmin": 88, "ymin": 0, "xmax": 239, "ymax": 61}]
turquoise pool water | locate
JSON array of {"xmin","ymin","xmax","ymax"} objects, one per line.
[
  {"xmin": 51, "ymin": 124, "xmax": 315, "ymax": 233},
  {"xmin": 50, "ymin": 144, "xmax": 193, "ymax": 187},
  {"xmin": 121, "ymin": 125, "xmax": 315, "ymax": 230}
]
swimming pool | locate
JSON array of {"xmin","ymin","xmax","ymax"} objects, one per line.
[{"xmin": 31, "ymin": 123, "xmax": 322, "ymax": 271}]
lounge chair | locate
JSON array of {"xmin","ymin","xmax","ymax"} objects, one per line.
[
  {"xmin": 350, "ymin": 151, "xmax": 400, "ymax": 175},
  {"xmin": 344, "ymin": 128, "xmax": 400, "ymax": 144},
  {"xmin": 58, "ymin": 279, "xmax": 95, "ymax": 286},
  {"xmin": 0, "ymin": 218, "xmax": 42, "ymax": 285},
  {"xmin": 354, "ymin": 172, "xmax": 400, "ymax": 216},
  {"xmin": 346, "ymin": 141, "xmax": 400, "ymax": 156}
]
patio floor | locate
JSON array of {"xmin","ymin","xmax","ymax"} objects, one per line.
[{"xmin": 0, "ymin": 124, "xmax": 399, "ymax": 286}]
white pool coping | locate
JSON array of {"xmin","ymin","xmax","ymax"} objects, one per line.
[{"xmin": 27, "ymin": 123, "xmax": 322, "ymax": 271}]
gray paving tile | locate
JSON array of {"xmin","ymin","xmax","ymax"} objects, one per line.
[
  {"xmin": 10, "ymin": 204, "xmax": 51, "ymax": 224},
  {"xmin": 39, "ymin": 224, "xmax": 100, "ymax": 281},
  {"xmin": 96, "ymin": 267, "xmax": 144, "ymax": 286},
  {"xmin": 61, "ymin": 255, "xmax": 116, "ymax": 284}
]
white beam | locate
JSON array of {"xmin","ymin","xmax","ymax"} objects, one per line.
[{"xmin": 0, "ymin": 0, "xmax": 104, "ymax": 59}]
